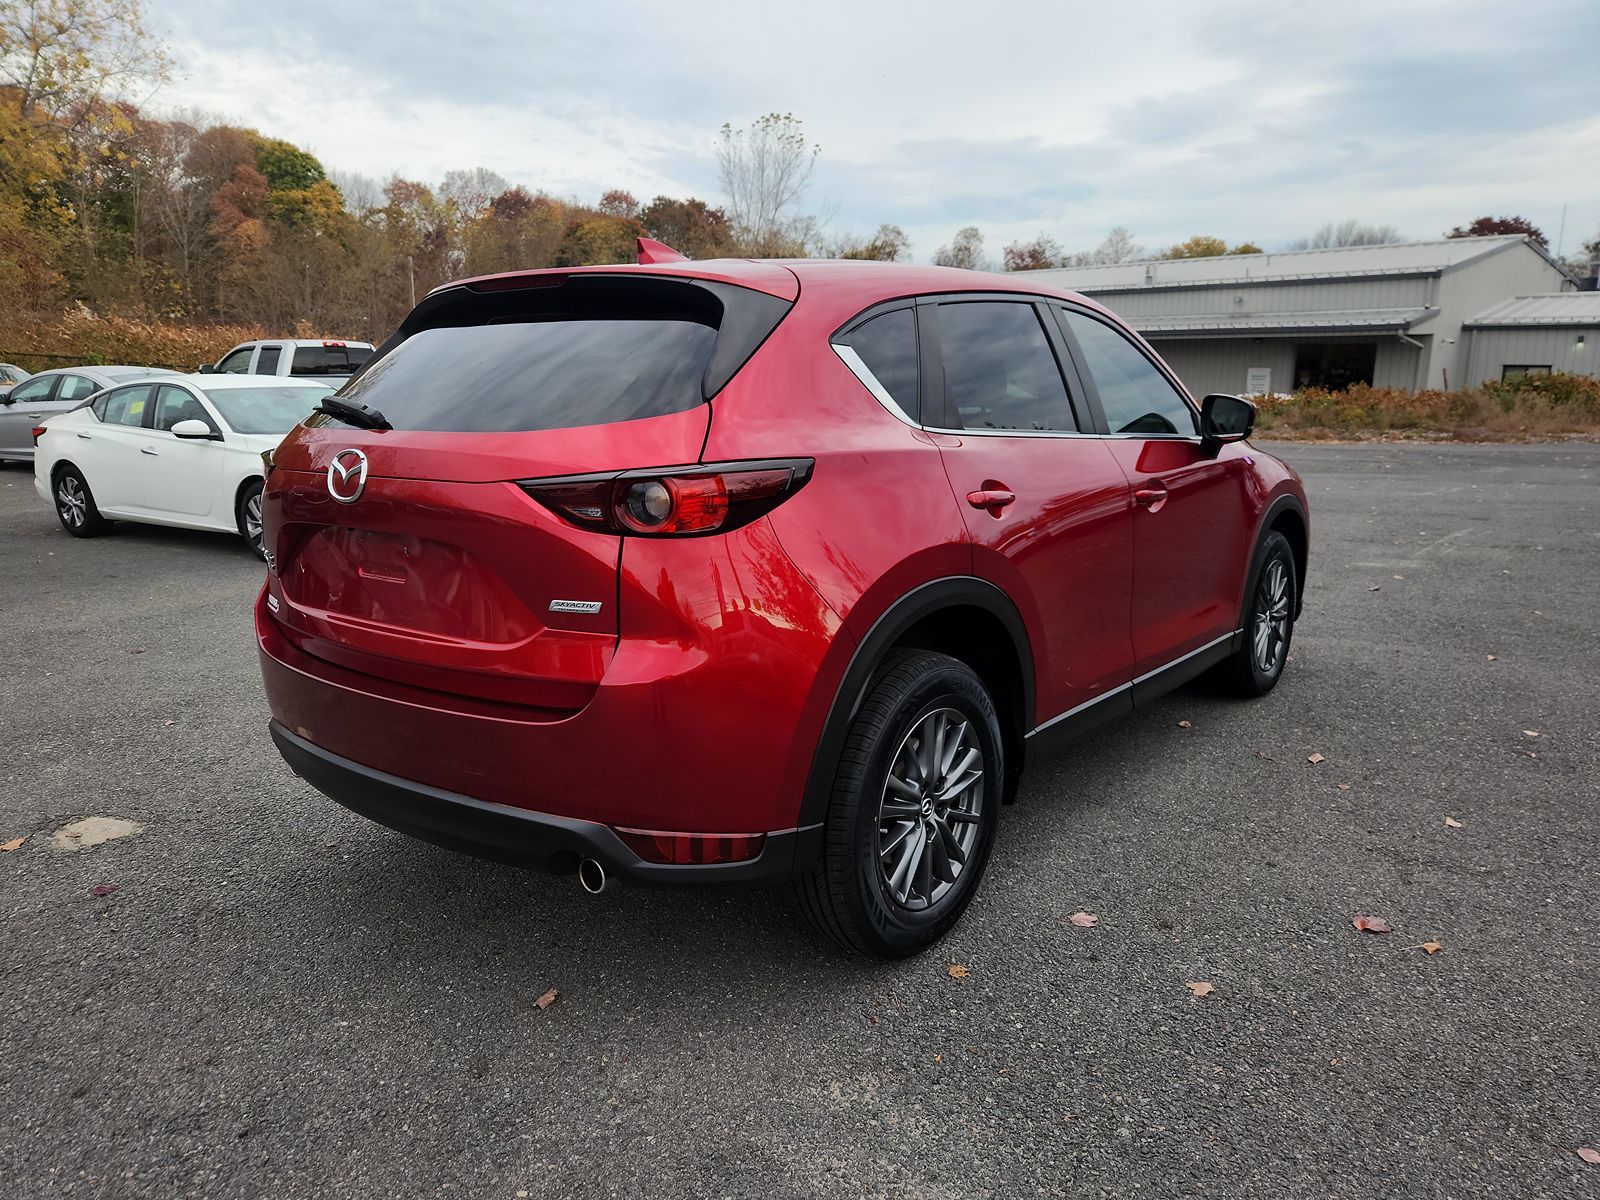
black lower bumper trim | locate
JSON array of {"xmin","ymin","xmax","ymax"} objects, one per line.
[{"xmin": 269, "ymin": 721, "xmax": 815, "ymax": 886}]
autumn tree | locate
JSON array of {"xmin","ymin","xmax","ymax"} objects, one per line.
[
  {"xmin": 934, "ymin": 226, "xmax": 989, "ymax": 271},
  {"xmin": 717, "ymin": 113, "xmax": 818, "ymax": 255},
  {"xmin": 1163, "ymin": 234, "xmax": 1229, "ymax": 259},
  {"xmin": 835, "ymin": 224, "xmax": 910, "ymax": 261},
  {"xmin": 1003, "ymin": 233, "xmax": 1063, "ymax": 271},
  {"xmin": 553, "ymin": 212, "xmax": 644, "ymax": 266},
  {"xmin": 1446, "ymin": 215, "xmax": 1547, "ymax": 247},
  {"xmin": 640, "ymin": 195, "xmax": 730, "ymax": 259}
]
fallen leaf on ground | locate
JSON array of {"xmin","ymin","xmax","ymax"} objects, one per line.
[
  {"xmin": 1421, "ymin": 941, "xmax": 1442, "ymax": 955},
  {"xmin": 1186, "ymin": 981, "xmax": 1214, "ymax": 997},
  {"xmin": 1352, "ymin": 914, "xmax": 1391, "ymax": 934},
  {"xmin": 1, "ymin": 836, "xmax": 25, "ymax": 852},
  {"xmin": 1069, "ymin": 912, "xmax": 1098, "ymax": 928},
  {"xmin": 1393, "ymin": 575, "xmax": 1404, "ymax": 580},
  {"xmin": 91, "ymin": 885, "xmax": 116, "ymax": 897},
  {"xmin": 1307, "ymin": 753, "xmax": 1326, "ymax": 764},
  {"xmin": 534, "ymin": 988, "xmax": 558, "ymax": 1009},
  {"xmin": 1336, "ymin": 783, "xmax": 1351, "ymax": 792},
  {"xmin": 1368, "ymin": 585, "xmax": 1381, "ymax": 591},
  {"xmin": 1444, "ymin": 816, "xmax": 1462, "ymax": 829},
  {"xmin": 1522, "ymin": 730, "xmax": 1540, "ymax": 738},
  {"xmin": 1577, "ymin": 1148, "xmax": 1600, "ymax": 1165},
  {"xmin": 1486, "ymin": 655, "xmax": 1497, "ymax": 661},
  {"xmin": 946, "ymin": 963, "xmax": 969, "ymax": 979},
  {"xmin": 1177, "ymin": 719, "xmax": 1191, "ymax": 729}
]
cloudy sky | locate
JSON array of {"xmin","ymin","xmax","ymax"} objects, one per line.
[{"xmin": 147, "ymin": 0, "xmax": 1600, "ymax": 262}]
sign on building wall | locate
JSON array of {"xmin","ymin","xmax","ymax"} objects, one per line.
[{"xmin": 1245, "ymin": 366, "xmax": 1272, "ymax": 395}]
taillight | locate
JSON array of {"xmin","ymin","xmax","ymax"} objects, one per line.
[
  {"xmin": 260, "ymin": 447, "xmax": 276, "ymax": 476},
  {"xmin": 613, "ymin": 827, "xmax": 767, "ymax": 865},
  {"xmin": 520, "ymin": 459, "xmax": 813, "ymax": 538},
  {"xmin": 31, "ymin": 426, "xmax": 47, "ymax": 445}
]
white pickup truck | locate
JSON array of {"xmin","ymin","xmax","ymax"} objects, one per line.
[{"xmin": 203, "ymin": 339, "xmax": 375, "ymax": 386}]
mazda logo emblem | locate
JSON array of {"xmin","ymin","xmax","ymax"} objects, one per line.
[{"xmin": 327, "ymin": 448, "xmax": 368, "ymax": 503}]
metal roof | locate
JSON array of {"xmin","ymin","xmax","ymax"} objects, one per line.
[
  {"xmin": 1464, "ymin": 293, "xmax": 1600, "ymax": 328},
  {"xmin": 1135, "ymin": 308, "xmax": 1435, "ymax": 337},
  {"xmin": 1019, "ymin": 236, "xmax": 1542, "ymax": 292}
]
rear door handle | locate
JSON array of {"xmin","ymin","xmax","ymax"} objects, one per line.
[
  {"xmin": 140, "ymin": 446, "xmax": 159, "ymax": 456},
  {"xmin": 966, "ymin": 488, "xmax": 1016, "ymax": 512},
  {"xmin": 76, "ymin": 432, "xmax": 93, "ymax": 440}
]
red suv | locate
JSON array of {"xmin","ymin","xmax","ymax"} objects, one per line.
[{"xmin": 256, "ymin": 247, "xmax": 1307, "ymax": 958}]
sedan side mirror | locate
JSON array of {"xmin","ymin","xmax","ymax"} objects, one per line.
[
  {"xmin": 197, "ymin": 363, "xmax": 218, "ymax": 374},
  {"xmin": 1200, "ymin": 393, "xmax": 1255, "ymax": 454},
  {"xmin": 171, "ymin": 418, "xmax": 220, "ymax": 440}
]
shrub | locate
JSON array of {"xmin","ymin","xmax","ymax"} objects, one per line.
[
  {"xmin": 1253, "ymin": 374, "xmax": 1600, "ymax": 440},
  {"xmin": 0, "ymin": 309, "xmax": 265, "ymax": 372}
]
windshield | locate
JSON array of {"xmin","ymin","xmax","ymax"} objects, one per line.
[{"xmin": 202, "ymin": 385, "xmax": 332, "ymax": 433}]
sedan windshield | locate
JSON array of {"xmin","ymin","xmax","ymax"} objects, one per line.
[{"xmin": 202, "ymin": 385, "xmax": 332, "ymax": 434}]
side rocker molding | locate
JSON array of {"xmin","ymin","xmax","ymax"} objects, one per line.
[{"xmin": 795, "ymin": 577, "xmax": 1035, "ymax": 842}]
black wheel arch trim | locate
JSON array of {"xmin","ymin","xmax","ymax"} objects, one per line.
[
  {"xmin": 796, "ymin": 576, "xmax": 1035, "ymax": 841},
  {"xmin": 1245, "ymin": 493, "xmax": 1308, "ymax": 622}
]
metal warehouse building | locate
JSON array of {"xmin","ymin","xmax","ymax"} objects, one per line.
[
  {"xmin": 1462, "ymin": 293, "xmax": 1600, "ymax": 385},
  {"xmin": 1022, "ymin": 235, "xmax": 1575, "ymax": 396}
]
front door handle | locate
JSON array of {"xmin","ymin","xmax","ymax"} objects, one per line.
[
  {"xmin": 76, "ymin": 432, "xmax": 93, "ymax": 440},
  {"xmin": 1134, "ymin": 483, "xmax": 1169, "ymax": 513},
  {"xmin": 140, "ymin": 446, "xmax": 159, "ymax": 456},
  {"xmin": 966, "ymin": 488, "xmax": 1016, "ymax": 512}
]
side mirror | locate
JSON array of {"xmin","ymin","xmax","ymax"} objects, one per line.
[
  {"xmin": 1200, "ymin": 393, "xmax": 1255, "ymax": 454},
  {"xmin": 197, "ymin": 363, "xmax": 218, "ymax": 374},
  {"xmin": 171, "ymin": 418, "xmax": 219, "ymax": 440}
]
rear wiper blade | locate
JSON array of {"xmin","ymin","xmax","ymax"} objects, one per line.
[{"xmin": 317, "ymin": 395, "xmax": 391, "ymax": 430}]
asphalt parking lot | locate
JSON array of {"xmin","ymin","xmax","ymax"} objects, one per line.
[{"xmin": 1, "ymin": 441, "xmax": 1597, "ymax": 1199}]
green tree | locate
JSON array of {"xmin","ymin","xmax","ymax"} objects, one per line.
[{"xmin": 253, "ymin": 137, "xmax": 327, "ymax": 193}]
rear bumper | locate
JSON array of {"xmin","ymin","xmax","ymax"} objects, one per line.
[{"xmin": 270, "ymin": 720, "xmax": 816, "ymax": 885}]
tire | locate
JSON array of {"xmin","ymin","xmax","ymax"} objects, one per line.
[
  {"xmin": 797, "ymin": 649, "xmax": 1004, "ymax": 959},
  {"xmin": 236, "ymin": 478, "xmax": 266, "ymax": 561},
  {"xmin": 1219, "ymin": 530, "xmax": 1297, "ymax": 696},
  {"xmin": 52, "ymin": 464, "xmax": 110, "ymax": 538}
]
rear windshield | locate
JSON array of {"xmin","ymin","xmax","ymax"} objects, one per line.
[
  {"xmin": 291, "ymin": 346, "xmax": 372, "ymax": 376},
  {"xmin": 203, "ymin": 385, "xmax": 333, "ymax": 433},
  {"xmin": 326, "ymin": 275, "xmax": 789, "ymax": 434}
]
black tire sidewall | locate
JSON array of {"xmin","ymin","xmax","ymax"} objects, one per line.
[
  {"xmin": 53, "ymin": 466, "xmax": 99, "ymax": 536},
  {"xmin": 842, "ymin": 659, "xmax": 1003, "ymax": 956},
  {"xmin": 1243, "ymin": 532, "xmax": 1296, "ymax": 692},
  {"xmin": 237, "ymin": 478, "xmax": 265, "ymax": 560}
]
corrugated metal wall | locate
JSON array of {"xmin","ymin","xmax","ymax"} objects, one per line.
[
  {"xmin": 1089, "ymin": 277, "xmax": 1433, "ymax": 319},
  {"xmin": 1464, "ymin": 327, "xmax": 1600, "ymax": 383},
  {"xmin": 1148, "ymin": 337, "xmax": 1422, "ymax": 396}
]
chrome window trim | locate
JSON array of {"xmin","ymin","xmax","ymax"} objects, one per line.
[
  {"xmin": 831, "ymin": 343, "xmax": 918, "ymax": 427},
  {"xmin": 920, "ymin": 425, "xmax": 1101, "ymax": 440}
]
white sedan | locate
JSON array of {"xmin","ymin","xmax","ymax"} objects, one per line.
[{"xmin": 34, "ymin": 374, "xmax": 334, "ymax": 560}]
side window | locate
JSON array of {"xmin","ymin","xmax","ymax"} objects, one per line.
[
  {"xmin": 6, "ymin": 376, "xmax": 57, "ymax": 405},
  {"xmin": 255, "ymin": 345, "xmax": 282, "ymax": 375},
  {"xmin": 55, "ymin": 375, "xmax": 100, "ymax": 405},
  {"xmin": 934, "ymin": 301, "xmax": 1076, "ymax": 432},
  {"xmin": 1062, "ymin": 311, "xmax": 1196, "ymax": 436},
  {"xmin": 836, "ymin": 308, "xmax": 919, "ymax": 420},
  {"xmin": 153, "ymin": 385, "xmax": 216, "ymax": 433},
  {"xmin": 217, "ymin": 347, "xmax": 255, "ymax": 374},
  {"xmin": 98, "ymin": 385, "xmax": 152, "ymax": 428}
]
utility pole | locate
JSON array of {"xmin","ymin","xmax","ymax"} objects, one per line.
[{"xmin": 407, "ymin": 255, "xmax": 417, "ymax": 307}]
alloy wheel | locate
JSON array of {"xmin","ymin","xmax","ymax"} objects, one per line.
[
  {"xmin": 876, "ymin": 707, "xmax": 985, "ymax": 912},
  {"xmin": 244, "ymin": 491, "xmax": 264, "ymax": 550},
  {"xmin": 56, "ymin": 476, "xmax": 86, "ymax": 528},
  {"xmin": 1252, "ymin": 557, "xmax": 1291, "ymax": 675}
]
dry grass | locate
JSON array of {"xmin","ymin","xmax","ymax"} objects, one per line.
[
  {"xmin": 1253, "ymin": 375, "xmax": 1600, "ymax": 442},
  {"xmin": 0, "ymin": 310, "xmax": 265, "ymax": 373}
]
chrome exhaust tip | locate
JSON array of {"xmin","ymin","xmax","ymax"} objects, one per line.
[{"xmin": 577, "ymin": 858, "xmax": 608, "ymax": 895}]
